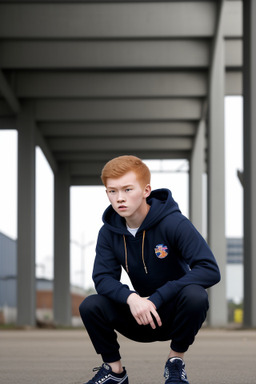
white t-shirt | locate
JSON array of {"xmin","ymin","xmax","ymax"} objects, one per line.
[{"xmin": 126, "ymin": 225, "xmax": 139, "ymax": 237}]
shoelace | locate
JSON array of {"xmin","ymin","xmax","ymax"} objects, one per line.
[
  {"xmin": 88, "ymin": 365, "xmax": 110, "ymax": 384},
  {"xmin": 164, "ymin": 361, "xmax": 188, "ymax": 383}
]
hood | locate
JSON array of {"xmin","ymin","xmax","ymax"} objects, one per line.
[{"xmin": 102, "ymin": 188, "xmax": 180, "ymax": 235}]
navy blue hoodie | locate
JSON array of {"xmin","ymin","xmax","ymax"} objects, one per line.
[{"xmin": 93, "ymin": 188, "xmax": 220, "ymax": 309}]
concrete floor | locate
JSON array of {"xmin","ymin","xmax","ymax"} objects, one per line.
[{"xmin": 0, "ymin": 328, "xmax": 256, "ymax": 384}]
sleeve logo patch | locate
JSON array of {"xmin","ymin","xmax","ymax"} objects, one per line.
[{"xmin": 154, "ymin": 244, "xmax": 168, "ymax": 259}]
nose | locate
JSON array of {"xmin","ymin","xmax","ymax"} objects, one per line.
[{"xmin": 117, "ymin": 191, "xmax": 125, "ymax": 202}]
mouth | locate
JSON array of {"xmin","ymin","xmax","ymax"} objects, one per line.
[{"xmin": 118, "ymin": 205, "xmax": 127, "ymax": 210}]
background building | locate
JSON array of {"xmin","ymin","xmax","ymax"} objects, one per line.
[{"xmin": 0, "ymin": 231, "xmax": 88, "ymax": 325}]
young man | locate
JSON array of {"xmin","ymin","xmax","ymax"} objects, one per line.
[{"xmin": 79, "ymin": 155, "xmax": 220, "ymax": 384}]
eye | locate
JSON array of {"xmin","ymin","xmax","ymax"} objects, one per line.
[
  {"xmin": 108, "ymin": 190, "xmax": 115, "ymax": 194},
  {"xmin": 125, "ymin": 188, "xmax": 132, "ymax": 192}
]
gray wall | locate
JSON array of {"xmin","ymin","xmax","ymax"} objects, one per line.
[{"xmin": 0, "ymin": 232, "xmax": 17, "ymax": 307}]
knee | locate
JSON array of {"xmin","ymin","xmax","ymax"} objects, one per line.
[
  {"xmin": 79, "ymin": 294, "xmax": 109, "ymax": 320},
  {"xmin": 179, "ymin": 285, "xmax": 209, "ymax": 313},
  {"xmin": 79, "ymin": 294, "xmax": 101, "ymax": 319}
]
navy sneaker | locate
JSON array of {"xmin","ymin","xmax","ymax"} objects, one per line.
[
  {"xmin": 164, "ymin": 358, "xmax": 189, "ymax": 384},
  {"xmin": 84, "ymin": 363, "xmax": 128, "ymax": 384}
]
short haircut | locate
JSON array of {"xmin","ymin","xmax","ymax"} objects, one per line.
[{"xmin": 101, "ymin": 155, "xmax": 151, "ymax": 188}]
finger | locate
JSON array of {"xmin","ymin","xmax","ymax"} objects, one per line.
[
  {"xmin": 138, "ymin": 313, "xmax": 152, "ymax": 327},
  {"xmin": 135, "ymin": 315, "xmax": 143, "ymax": 325},
  {"xmin": 151, "ymin": 310, "xmax": 162, "ymax": 327},
  {"xmin": 140, "ymin": 315, "xmax": 149, "ymax": 326},
  {"xmin": 147, "ymin": 301, "xmax": 162, "ymax": 326},
  {"xmin": 155, "ymin": 313, "xmax": 162, "ymax": 327},
  {"xmin": 148, "ymin": 317, "xmax": 156, "ymax": 329},
  {"xmin": 142, "ymin": 313, "xmax": 156, "ymax": 329}
]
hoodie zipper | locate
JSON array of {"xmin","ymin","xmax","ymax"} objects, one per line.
[{"xmin": 123, "ymin": 230, "xmax": 148, "ymax": 274}]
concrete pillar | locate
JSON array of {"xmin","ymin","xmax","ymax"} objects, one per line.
[
  {"xmin": 243, "ymin": 0, "xmax": 256, "ymax": 327},
  {"xmin": 207, "ymin": 0, "xmax": 227, "ymax": 326},
  {"xmin": 53, "ymin": 163, "xmax": 71, "ymax": 326},
  {"xmin": 17, "ymin": 102, "xmax": 36, "ymax": 326},
  {"xmin": 190, "ymin": 119, "xmax": 205, "ymax": 234}
]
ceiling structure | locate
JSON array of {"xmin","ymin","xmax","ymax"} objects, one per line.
[{"xmin": 0, "ymin": 1, "xmax": 242, "ymax": 185}]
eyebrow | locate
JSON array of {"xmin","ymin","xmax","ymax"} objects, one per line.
[{"xmin": 106, "ymin": 184, "xmax": 134, "ymax": 189}]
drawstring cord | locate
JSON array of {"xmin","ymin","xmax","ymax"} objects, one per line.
[
  {"xmin": 123, "ymin": 235, "xmax": 128, "ymax": 273},
  {"xmin": 123, "ymin": 230, "xmax": 148, "ymax": 274},
  {"xmin": 142, "ymin": 230, "xmax": 148, "ymax": 274}
]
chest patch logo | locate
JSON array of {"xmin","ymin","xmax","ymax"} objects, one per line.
[{"xmin": 154, "ymin": 244, "xmax": 168, "ymax": 259}]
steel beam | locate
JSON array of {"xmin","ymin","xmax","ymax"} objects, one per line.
[
  {"xmin": 225, "ymin": 39, "xmax": 242, "ymax": 68},
  {"xmin": 223, "ymin": 0, "xmax": 243, "ymax": 37},
  {"xmin": 49, "ymin": 137, "xmax": 193, "ymax": 153},
  {"xmin": 15, "ymin": 71, "xmax": 207, "ymax": 98},
  {"xmin": 39, "ymin": 121, "xmax": 196, "ymax": 138},
  {"xmin": 55, "ymin": 150, "xmax": 190, "ymax": 163},
  {"xmin": 243, "ymin": 0, "xmax": 256, "ymax": 327},
  {"xmin": 0, "ymin": 70, "xmax": 20, "ymax": 113},
  {"xmin": 0, "ymin": 40, "xmax": 210, "ymax": 69},
  {"xmin": 0, "ymin": 3, "xmax": 216, "ymax": 38},
  {"xmin": 0, "ymin": 116, "xmax": 16, "ymax": 130},
  {"xmin": 54, "ymin": 163, "xmax": 71, "ymax": 326},
  {"xmin": 17, "ymin": 102, "xmax": 36, "ymax": 326},
  {"xmin": 190, "ymin": 119, "xmax": 206, "ymax": 234},
  {"xmin": 207, "ymin": 0, "xmax": 227, "ymax": 326},
  {"xmin": 0, "ymin": 41, "xmax": 241, "ymax": 71},
  {"xmin": 0, "ymin": 99, "xmax": 13, "ymax": 116},
  {"xmin": 226, "ymin": 71, "xmax": 242, "ymax": 95},
  {"xmin": 35, "ymin": 99, "xmax": 202, "ymax": 122}
]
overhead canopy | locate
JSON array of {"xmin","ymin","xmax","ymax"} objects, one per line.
[{"xmin": 0, "ymin": 1, "xmax": 242, "ymax": 185}]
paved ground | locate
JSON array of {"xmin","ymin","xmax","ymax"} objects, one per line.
[{"xmin": 1, "ymin": 328, "xmax": 256, "ymax": 384}]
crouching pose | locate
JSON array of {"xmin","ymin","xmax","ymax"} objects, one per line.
[{"xmin": 79, "ymin": 155, "xmax": 220, "ymax": 384}]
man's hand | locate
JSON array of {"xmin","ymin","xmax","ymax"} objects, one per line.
[{"xmin": 127, "ymin": 293, "xmax": 162, "ymax": 329}]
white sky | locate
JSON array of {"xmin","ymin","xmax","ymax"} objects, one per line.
[{"xmin": 0, "ymin": 96, "xmax": 243, "ymax": 291}]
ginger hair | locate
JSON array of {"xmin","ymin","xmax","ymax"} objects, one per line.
[{"xmin": 101, "ymin": 155, "xmax": 151, "ymax": 188}]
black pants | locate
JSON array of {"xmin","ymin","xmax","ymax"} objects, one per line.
[{"xmin": 79, "ymin": 285, "xmax": 209, "ymax": 363}]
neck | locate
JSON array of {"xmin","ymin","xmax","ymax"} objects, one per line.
[{"xmin": 125, "ymin": 204, "xmax": 150, "ymax": 229}]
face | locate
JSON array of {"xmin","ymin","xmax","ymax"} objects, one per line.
[{"xmin": 106, "ymin": 171, "xmax": 151, "ymax": 228}]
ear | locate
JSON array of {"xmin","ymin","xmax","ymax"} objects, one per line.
[{"xmin": 144, "ymin": 184, "xmax": 151, "ymax": 198}]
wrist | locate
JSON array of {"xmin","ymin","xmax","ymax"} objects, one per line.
[{"xmin": 127, "ymin": 292, "xmax": 138, "ymax": 304}]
